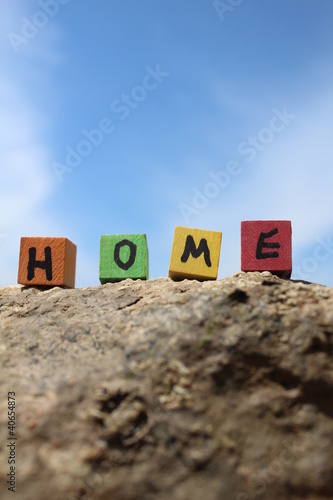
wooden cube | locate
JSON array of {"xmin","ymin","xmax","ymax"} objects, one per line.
[
  {"xmin": 18, "ymin": 237, "xmax": 77, "ymax": 288},
  {"xmin": 241, "ymin": 220, "xmax": 292, "ymax": 278},
  {"xmin": 169, "ymin": 226, "xmax": 222, "ymax": 281},
  {"xmin": 99, "ymin": 234, "xmax": 148, "ymax": 284}
]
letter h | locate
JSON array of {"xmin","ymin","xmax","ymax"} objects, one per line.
[{"xmin": 27, "ymin": 247, "xmax": 52, "ymax": 281}]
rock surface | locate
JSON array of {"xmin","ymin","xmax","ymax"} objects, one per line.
[{"xmin": 1, "ymin": 272, "xmax": 333, "ymax": 500}]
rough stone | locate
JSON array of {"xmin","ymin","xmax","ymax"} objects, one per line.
[{"xmin": 1, "ymin": 272, "xmax": 333, "ymax": 499}]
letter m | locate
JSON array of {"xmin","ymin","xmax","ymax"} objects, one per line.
[{"xmin": 181, "ymin": 235, "xmax": 212, "ymax": 267}]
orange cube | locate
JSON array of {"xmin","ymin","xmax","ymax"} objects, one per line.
[{"xmin": 18, "ymin": 237, "xmax": 76, "ymax": 288}]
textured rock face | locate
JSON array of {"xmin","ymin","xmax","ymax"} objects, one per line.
[{"xmin": 1, "ymin": 272, "xmax": 333, "ymax": 500}]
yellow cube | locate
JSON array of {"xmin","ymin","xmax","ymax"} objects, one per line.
[{"xmin": 169, "ymin": 226, "xmax": 222, "ymax": 281}]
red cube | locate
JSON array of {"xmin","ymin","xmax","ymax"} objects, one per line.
[{"xmin": 241, "ymin": 220, "xmax": 292, "ymax": 278}]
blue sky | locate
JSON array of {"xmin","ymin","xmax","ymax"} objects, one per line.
[{"xmin": 1, "ymin": 0, "xmax": 333, "ymax": 287}]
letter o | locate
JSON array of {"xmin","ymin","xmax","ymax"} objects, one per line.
[
  {"xmin": 302, "ymin": 257, "xmax": 317, "ymax": 274},
  {"xmin": 114, "ymin": 240, "xmax": 137, "ymax": 270},
  {"xmin": 131, "ymin": 86, "xmax": 147, "ymax": 102},
  {"xmin": 203, "ymin": 182, "xmax": 219, "ymax": 199},
  {"xmin": 85, "ymin": 472, "xmax": 104, "ymax": 489},
  {"xmin": 249, "ymin": 477, "xmax": 266, "ymax": 495},
  {"xmin": 33, "ymin": 11, "xmax": 49, "ymax": 28},
  {"xmin": 267, "ymin": 459, "xmax": 283, "ymax": 477},
  {"xmin": 313, "ymin": 244, "xmax": 329, "ymax": 262},
  {"xmin": 258, "ymin": 127, "xmax": 274, "ymax": 144},
  {"xmin": 77, "ymin": 140, "xmax": 92, "ymax": 157},
  {"xmin": 279, "ymin": 448, "xmax": 295, "ymax": 465}
]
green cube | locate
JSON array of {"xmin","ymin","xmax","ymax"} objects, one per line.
[{"xmin": 99, "ymin": 234, "xmax": 148, "ymax": 284}]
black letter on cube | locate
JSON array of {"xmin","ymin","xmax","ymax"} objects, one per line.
[
  {"xmin": 27, "ymin": 246, "xmax": 53, "ymax": 281},
  {"xmin": 114, "ymin": 239, "xmax": 137, "ymax": 270},
  {"xmin": 181, "ymin": 235, "xmax": 212, "ymax": 267},
  {"xmin": 256, "ymin": 228, "xmax": 281, "ymax": 260}
]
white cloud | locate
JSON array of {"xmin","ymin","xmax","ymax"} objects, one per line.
[
  {"xmin": 176, "ymin": 66, "xmax": 333, "ymax": 284},
  {"xmin": 251, "ymin": 86, "xmax": 333, "ymax": 247},
  {"xmin": 0, "ymin": 79, "xmax": 55, "ymax": 284},
  {"xmin": 0, "ymin": 1, "xmax": 64, "ymax": 285},
  {"xmin": 0, "ymin": 83, "xmax": 53, "ymax": 217}
]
